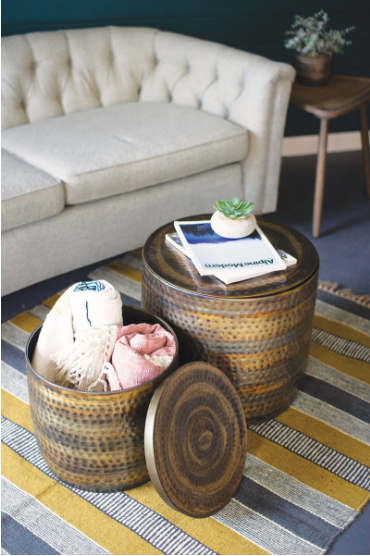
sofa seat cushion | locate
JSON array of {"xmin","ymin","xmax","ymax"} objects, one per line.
[
  {"xmin": 2, "ymin": 102, "xmax": 248, "ymax": 205},
  {"xmin": 1, "ymin": 150, "xmax": 65, "ymax": 232}
]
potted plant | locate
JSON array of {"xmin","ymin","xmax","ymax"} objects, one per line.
[
  {"xmin": 210, "ymin": 197, "xmax": 256, "ymax": 239},
  {"xmin": 284, "ymin": 10, "xmax": 354, "ymax": 87}
]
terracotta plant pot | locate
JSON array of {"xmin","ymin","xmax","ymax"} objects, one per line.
[{"xmin": 295, "ymin": 52, "xmax": 333, "ymax": 87}]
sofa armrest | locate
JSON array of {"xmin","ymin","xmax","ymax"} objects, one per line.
[
  {"xmin": 148, "ymin": 32, "xmax": 296, "ymax": 213},
  {"xmin": 209, "ymin": 50, "xmax": 296, "ymax": 214}
]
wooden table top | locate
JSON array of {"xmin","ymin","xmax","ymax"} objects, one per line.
[
  {"xmin": 290, "ymin": 74, "xmax": 370, "ymax": 119},
  {"xmin": 142, "ymin": 215, "xmax": 319, "ymax": 299}
]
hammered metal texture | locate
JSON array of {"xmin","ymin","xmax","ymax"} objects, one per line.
[
  {"xmin": 142, "ymin": 217, "xmax": 319, "ymax": 422},
  {"xmin": 26, "ymin": 306, "xmax": 179, "ymax": 492},
  {"xmin": 146, "ymin": 362, "xmax": 247, "ymax": 518}
]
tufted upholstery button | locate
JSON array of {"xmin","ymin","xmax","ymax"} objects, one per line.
[
  {"xmin": 29, "ymin": 62, "xmax": 36, "ymax": 71},
  {"xmin": 67, "ymin": 58, "xmax": 72, "ymax": 68},
  {"xmin": 20, "ymin": 100, "xmax": 26, "ymax": 109}
]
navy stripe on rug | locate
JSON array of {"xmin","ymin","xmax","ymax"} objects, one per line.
[
  {"xmin": 1, "ymin": 512, "xmax": 60, "ymax": 555},
  {"xmin": 317, "ymin": 290, "xmax": 370, "ymax": 321},
  {"xmin": 1, "ymin": 340, "xmax": 26, "ymax": 375},
  {"xmin": 300, "ymin": 375, "xmax": 370, "ymax": 424},
  {"xmin": 234, "ymin": 476, "xmax": 339, "ymax": 549}
]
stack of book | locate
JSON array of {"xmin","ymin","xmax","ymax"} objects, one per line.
[{"xmin": 166, "ymin": 219, "xmax": 297, "ymax": 285}]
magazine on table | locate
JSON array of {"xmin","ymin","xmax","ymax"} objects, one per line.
[
  {"xmin": 166, "ymin": 230, "xmax": 296, "ymax": 284},
  {"xmin": 166, "ymin": 232, "xmax": 297, "ymax": 267},
  {"xmin": 275, "ymin": 248, "xmax": 297, "ymax": 268},
  {"xmin": 172, "ymin": 220, "xmax": 290, "ymax": 283}
]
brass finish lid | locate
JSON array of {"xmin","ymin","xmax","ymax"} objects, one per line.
[
  {"xmin": 142, "ymin": 215, "xmax": 319, "ymax": 298},
  {"xmin": 144, "ymin": 362, "xmax": 247, "ymax": 518}
]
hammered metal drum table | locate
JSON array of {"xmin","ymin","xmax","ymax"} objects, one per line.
[{"xmin": 142, "ymin": 216, "xmax": 319, "ymax": 422}]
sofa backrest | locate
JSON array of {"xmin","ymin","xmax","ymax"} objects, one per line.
[{"xmin": 2, "ymin": 26, "xmax": 281, "ymax": 129}]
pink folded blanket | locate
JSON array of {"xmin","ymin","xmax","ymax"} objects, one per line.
[{"xmin": 110, "ymin": 323, "xmax": 176, "ymax": 390}]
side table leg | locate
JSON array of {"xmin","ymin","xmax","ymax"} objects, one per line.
[
  {"xmin": 313, "ymin": 118, "xmax": 329, "ymax": 238},
  {"xmin": 358, "ymin": 103, "xmax": 370, "ymax": 198}
]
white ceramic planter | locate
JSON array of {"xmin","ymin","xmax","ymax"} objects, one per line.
[{"xmin": 210, "ymin": 212, "xmax": 256, "ymax": 239}]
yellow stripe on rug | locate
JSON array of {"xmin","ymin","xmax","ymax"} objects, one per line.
[
  {"xmin": 10, "ymin": 312, "xmax": 42, "ymax": 334},
  {"xmin": 131, "ymin": 248, "xmax": 143, "ymax": 258},
  {"xmin": 2, "ymin": 444, "xmax": 161, "ymax": 555},
  {"xmin": 276, "ymin": 407, "xmax": 370, "ymax": 466},
  {"xmin": 106, "ymin": 261, "xmax": 142, "ymax": 283},
  {"xmin": 2, "ymin": 390, "xmax": 34, "ymax": 434},
  {"xmin": 42, "ymin": 293, "xmax": 61, "ymax": 309},
  {"xmin": 309, "ymin": 343, "xmax": 370, "ymax": 384},
  {"xmin": 247, "ymin": 430, "xmax": 370, "ymax": 511},
  {"xmin": 313, "ymin": 314, "xmax": 370, "ymax": 349}
]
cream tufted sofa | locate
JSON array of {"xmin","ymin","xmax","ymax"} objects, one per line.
[{"xmin": 1, "ymin": 27, "xmax": 295, "ymax": 295}]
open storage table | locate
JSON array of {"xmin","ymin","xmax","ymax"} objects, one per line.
[
  {"xmin": 27, "ymin": 310, "xmax": 247, "ymax": 516},
  {"xmin": 142, "ymin": 215, "xmax": 319, "ymax": 422}
]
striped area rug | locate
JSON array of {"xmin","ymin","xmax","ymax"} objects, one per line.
[{"xmin": 2, "ymin": 249, "xmax": 370, "ymax": 555}]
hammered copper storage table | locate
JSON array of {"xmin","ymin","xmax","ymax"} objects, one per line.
[
  {"xmin": 142, "ymin": 216, "xmax": 319, "ymax": 422},
  {"xmin": 26, "ymin": 306, "xmax": 179, "ymax": 492}
]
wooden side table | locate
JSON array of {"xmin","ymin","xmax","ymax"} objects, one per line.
[{"xmin": 290, "ymin": 74, "xmax": 370, "ymax": 238}]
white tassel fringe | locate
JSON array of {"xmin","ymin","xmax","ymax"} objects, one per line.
[{"xmin": 51, "ymin": 326, "xmax": 117, "ymax": 391}]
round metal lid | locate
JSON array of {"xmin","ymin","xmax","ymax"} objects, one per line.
[
  {"xmin": 142, "ymin": 215, "xmax": 319, "ymax": 298},
  {"xmin": 144, "ymin": 362, "xmax": 247, "ymax": 518}
]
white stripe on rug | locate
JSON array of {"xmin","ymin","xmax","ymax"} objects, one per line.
[
  {"xmin": 215, "ymin": 499, "xmax": 321, "ymax": 555},
  {"xmin": 291, "ymin": 392, "xmax": 370, "ymax": 446},
  {"xmin": 306, "ymin": 357, "xmax": 370, "ymax": 401},
  {"xmin": 243, "ymin": 455, "xmax": 356, "ymax": 529},
  {"xmin": 118, "ymin": 253, "xmax": 143, "ymax": 271},
  {"xmin": 28, "ymin": 304, "xmax": 51, "ymax": 320},
  {"xmin": 88, "ymin": 268, "xmax": 142, "ymax": 301},
  {"xmin": 311, "ymin": 328, "xmax": 370, "ymax": 363},
  {"xmin": 1, "ymin": 362, "xmax": 29, "ymax": 403},
  {"xmin": 1, "ymin": 321, "xmax": 30, "ymax": 351},
  {"xmin": 2, "ymin": 477, "xmax": 110, "ymax": 555}
]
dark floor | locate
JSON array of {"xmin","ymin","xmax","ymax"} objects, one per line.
[
  {"xmin": 1, "ymin": 151, "xmax": 370, "ymax": 554},
  {"xmin": 269, "ymin": 150, "xmax": 370, "ymax": 295}
]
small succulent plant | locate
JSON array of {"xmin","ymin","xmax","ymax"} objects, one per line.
[
  {"xmin": 284, "ymin": 10, "xmax": 354, "ymax": 57},
  {"xmin": 214, "ymin": 197, "xmax": 253, "ymax": 220}
]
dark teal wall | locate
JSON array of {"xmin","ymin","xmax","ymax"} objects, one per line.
[{"xmin": 2, "ymin": 1, "xmax": 370, "ymax": 136}]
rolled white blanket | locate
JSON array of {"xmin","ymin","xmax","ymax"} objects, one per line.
[
  {"xmin": 32, "ymin": 280, "xmax": 123, "ymax": 384},
  {"xmin": 71, "ymin": 281, "xmax": 123, "ymax": 332}
]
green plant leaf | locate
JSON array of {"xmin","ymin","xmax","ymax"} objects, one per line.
[
  {"xmin": 284, "ymin": 10, "xmax": 354, "ymax": 56},
  {"xmin": 214, "ymin": 198, "xmax": 254, "ymax": 219}
]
